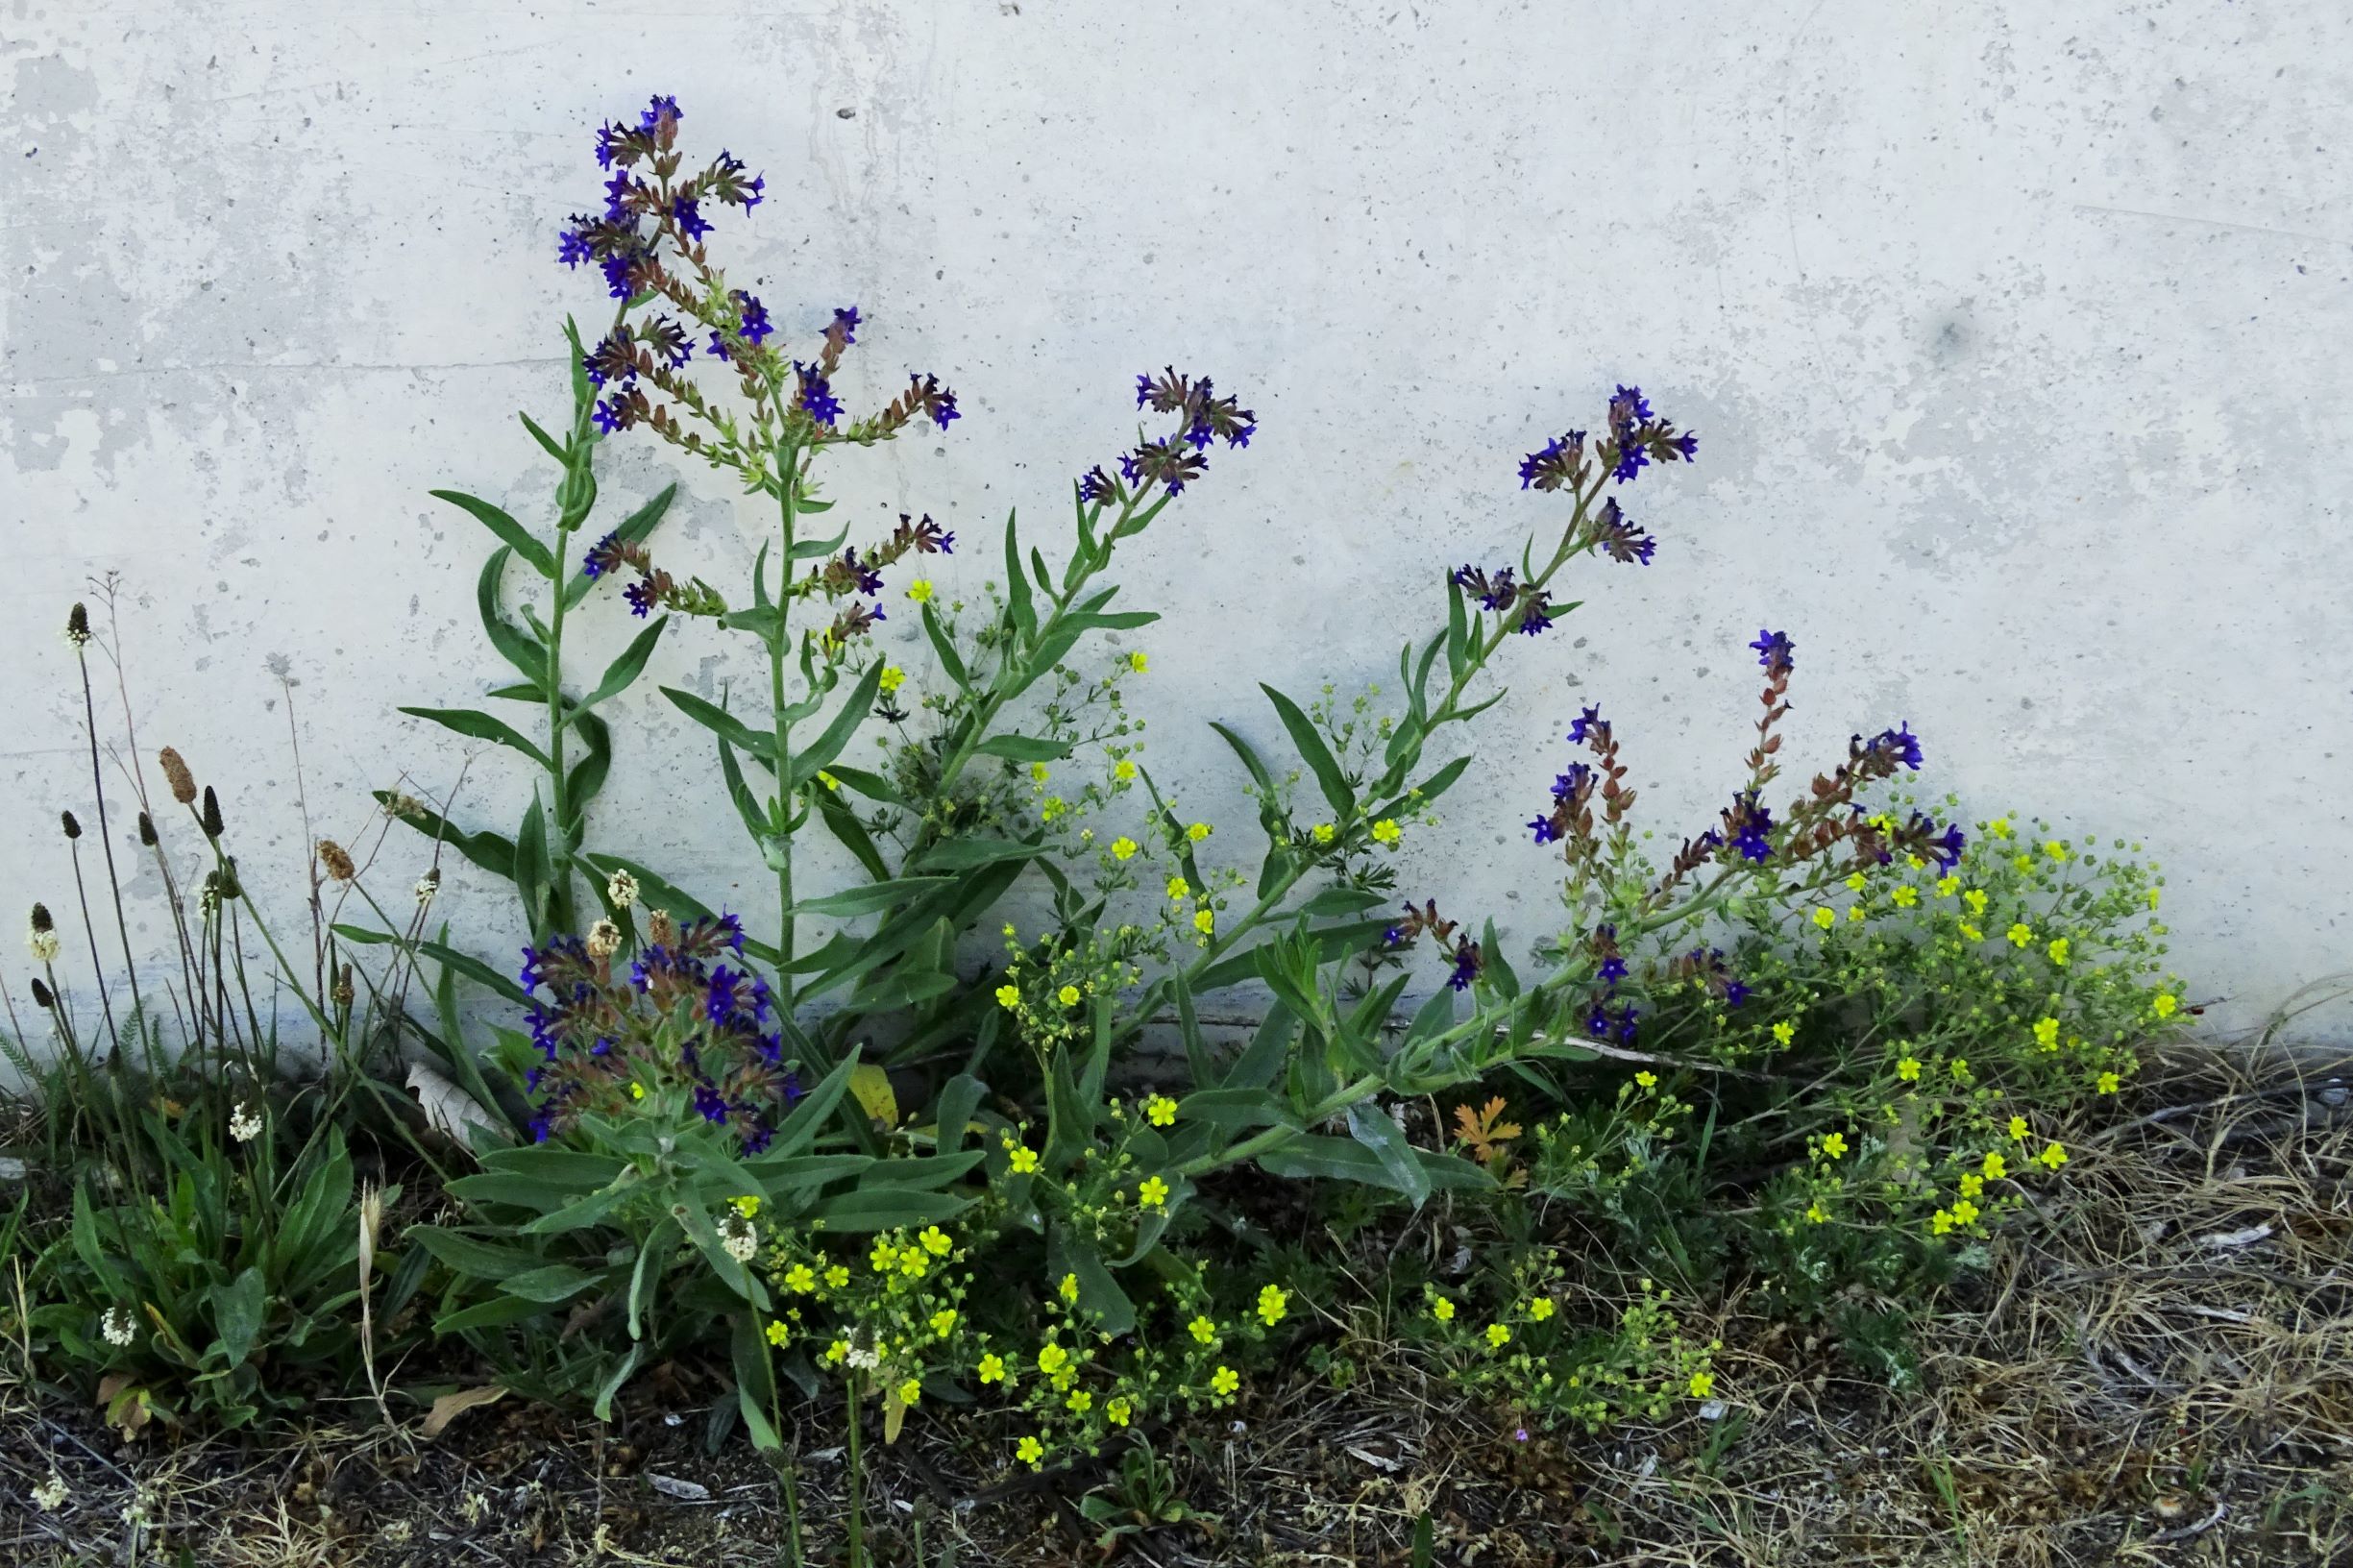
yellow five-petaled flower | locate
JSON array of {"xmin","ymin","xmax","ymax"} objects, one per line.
[{"xmin": 1139, "ymin": 1175, "xmax": 1169, "ymax": 1209}]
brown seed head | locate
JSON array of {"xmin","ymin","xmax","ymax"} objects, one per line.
[
  {"xmin": 647, "ymin": 908, "xmax": 676, "ymax": 947},
  {"xmin": 29, "ymin": 902, "xmax": 54, "ymax": 935},
  {"xmin": 317, "ymin": 839, "xmax": 356, "ymax": 882},
  {"xmin": 200, "ymin": 786, "xmax": 225, "ymax": 840},
  {"xmin": 61, "ymin": 811, "xmax": 81, "ymax": 840},
  {"xmin": 215, "ymin": 859, "xmax": 242, "ymax": 900},
  {"xmin": 30, "ymin": 978, "xmax": 54, "ymax": 1010},
  {"xmin": 64, "ymin": 603, "xmax": 91, "ymax": 648},
  {"xmin": 159, "ymin": 747, "xmax": 197, "ymax": 805},
  {"xmin": 137, "ymin": 812, "xmax": 158, "ymax": 846}
]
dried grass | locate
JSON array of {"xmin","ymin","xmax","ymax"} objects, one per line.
[{"xmin": 3, "ymin": 1041, "xmax": 2347, "ymax": 1566}]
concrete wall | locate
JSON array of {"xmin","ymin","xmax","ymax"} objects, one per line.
[{"xmin": 6, "ymin": 1, "xmax": 2349, "ymax": 1045}]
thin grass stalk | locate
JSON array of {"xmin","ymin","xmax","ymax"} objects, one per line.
[{"xmin": 73, "ymin": 637, "xmax": 145, "ymax": 1038}]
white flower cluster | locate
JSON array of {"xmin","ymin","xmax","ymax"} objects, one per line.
[
  {"xmin": 100, "ymin": 1307, "xmax": 137, "ymax": 1347},
  {"xmin": 229, "ymin": 1102, "xmax": 264, "ymax": 1143}
]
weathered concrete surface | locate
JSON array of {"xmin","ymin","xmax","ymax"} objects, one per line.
[{"xmin": 5, "ymin": 2, "xmax": 2349, "ymax": 1042}]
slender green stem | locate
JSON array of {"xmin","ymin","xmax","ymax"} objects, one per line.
[
  {"xmin": 772, "ymin": 457, "xmax": 801, "ymax": 980},
  {"xmin": 844, "ymin": 1377, "xmax": 866, "ymax": 1568},
  {"xmin": 545, "ymin": 525, "xmax": 572, "ymax": 936}
]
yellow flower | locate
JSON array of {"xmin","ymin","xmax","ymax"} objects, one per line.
[
  {"xmin": 930, "ymin": 1309, "xmax": 959, "ymax": 1337},
  {"xmin": 870, "ymin": 1240, "xmax": 898, "ymax": 1274},
  {"xmin": 630, "ymin": 1082, "xmax": 647, "ymax": 1100},
  {"xmin": 920, "ymin": 1225, "xmax": 953, "ymax": 1257},
  {"xmin": 1844, "ymin": 872, "xmax": 1867, "ymax": 892},
  {"xmin": 1030, "ymin": 762, "xmax": 1051, "ymax": 783},
  {"xmin": 1211, "ymin": 1365, "xmax": 1239, "ymax": 1398},
  {"xmin": 824, "ymin": 1265, "xmax": 850, "ymax": 1290},
  {"xmin": 1066, "ymin": 1388, "xmax": 1092, "ymax": 1413},
  {"xmin": 2152, "ymin": 992, "xmax": 2178, "ymax": 1019},
  {"xmin": 1929, "ymin": 1210, "xmax": 1955, "ymax": 1236},
  {"xmin": 1127, "ymin": 650, "xmax": 1148, "ymax": 674},
  {"xmin": 898, "ymin": 1377, "xmax": 922, "ymax": 1407},
  {"xmin": 1949, "ymin": 1198, "xmax": 1981, "ymax": 1226},
  {"xmin": 1106, "ymin": 1396, "xmax": 1133, "ymax": 1428},
  {"xmin": 1188, "ymin": 1315, "xmax": 1218, "ymax": 1346},
  {"xmin": 1432, "ymin": 1296, "xmax": 1457, "ymax": 1322},
  {"xmin": 765, "ymin": 1319, "xmax": 791, "ymax": 1346},
  {"xmin": 907, "ymin": 578, "xmax": 934, "ymax": 603},
  {"xmin": 785, "ymin": 1263, "xmax": 818, "ymax": 1294},
  {"xmin": 1964, "ymin": 889, "xmax": 1989, "ymax": 916},
  {"xmin": 1812, "ymin": 907, "xmax": 1836, "ymax": 930},
  {"xmin": 995, "ymin": 984, "xmax": 1021, "ymax": 1009},
  {"xmin": 1896, "ymin": 1057, "xmax": 1923, "ymax": 1082},
  {"xmin": 2038, "ymin": 1141, "xmax": 2069, "ymax": 1170},
  {"xmin": 1935, "ymin": 875, "xmax": 1960, "ymax": 897},
  {"xmin": 2044, "ymin": 839, "xmax": 2069, "ymax": 862},
  {"xmin": 1187, "ymin": 821, "xmax": 1212, "ymax": 843},
  {"xmin": 732, "ymin": 1194, "xmax": 761, "ymax": 1218},
  {"xmin": 978, "ymin": 1353, "xmax": 1007, "ymax": 1384},
  {"xmin": 2047, "ymin": 937, "xmax": 2071, "ymax": 967},
  {"xmin": 2033, "ymin": 1017, "xmax": 2061, "ymax": 1050},
  {"xmin": 1192, "ymin": 908, "xmax": 1214, "ymax": 935},
  {"xmin": 1959, "ymin": 922, "xmax": 1984, "ymax": 943},
  {"xmin": 824, "ymin": 1339, "xmax": 850, "ymax": 1364},
  {"xmin": 2006, "ymin": 922, "xmax": 2033, "ymax": 947},
  {"xmin": 1688, "ymin": 1370, "xmax": 1715, "ymax": 1399},
  {"xmin": 1139, "ymin": 1176, "xmax": 1169, "ymax": 1209},
  {"xmin": 877, "ymin": 665, "xmax": 906, "ymax": 694},
  {"xmin": 2146, "ymin": 888, "xmax": 2162, "ymax": 911},
  {"xmin": 1058, "ymin": 1273, "xmax": 1081, "ymax": 1305},
  {"xmin": 1311, "ymin": 822, "xmax": 1336, "ymax": 845},
  {"xmin": 1484, "ymin": 1323, "xmax": 1512, "ymax": 1349},
  {"xmin": 1529, "ymin": 1297, "xmax": 1556, "ymax": 1322},
  {"xmin": 1772, "ymin": 1020, "xmax": 1797, "ymax": 1046},
  {"xmin": 1111, "ymin": 836, "xmax": 1139, "ymax": 861},
  {"xmin": 1007, "ymin": 1144, "xmax": 1041, "ymax": 1175},
  {"xmin": 1848, "ymin": 903, "xmax": 1865, "ymax": 922},
  {"xmin": 1256, "ymin": 1285, "xmax": 1288, "ymax": 1326},
  {"xmin": 1981, "ymin": 1151, "xmax": 2007, "ymax": 1181},
  {"xmin": 1949, "ymin": 1057, "xmax": 1972, "ymax": 1082},
  {"xmin": 1038, "ymin": 1343, "xmax": 1070, "ymax": 1377},
  {"xmin": 1634, "ymin": 1070, "xmax": 1657, "ymax": 1090},
  {"xmin": 1114, "ymin": 759, "xmax": 1138, "ymax": 782},
  {"xmin": 1165, "ymin": 875, "xmax": 1189, "ymax": 901},
  {"xmin": 2096, "ymin": 1070, "xmax": 2120, "ymax": 1093},
  {"xmin": 1145, "ymin": 1094, "xmax": 1177, "ymax": 1127},
  {"xmin": 1057, "ymin": 984, "xmax": 1082, "ymax": 1007},
  {"xmin": 1804, "ymin": 1200, "xmax": 1829, "ymax": 1224},
  {"xmin": 2008, "ymin": 1115, "xmax": 2029, "ymax": 1141},
  {"xmin": 1820, "ymin": 1131, "xmax": 1848, "ymax": 1160},
  {"xmin": 1891, "ymin": 885, "xmax": 1919, "ymax": 908},
  {"xmin": 1957, "ymin": 1173, "xmax": 1984, "ymax": 1199},
  {"xmin": 1016, "ymin": 1434, "xmax": 1043, "ymax": 1467},
  {"xmin": 1371, "ymin": 819, "xmax": 1402, "ymax": 846},
  {"xmin": 1040, "ymin": 796, "xmax": 1066, "ymax": 823}
]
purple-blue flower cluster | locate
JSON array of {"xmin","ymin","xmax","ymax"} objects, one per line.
[
  {"xmin": 1075, "ymin": 368, "xmax": 1256, "ymax": 502},
  {"xmin": 518, "ymin": 911, "xmax": 798, "ymax": 1151},
  {"xmin": 1518, "ymin": 384, "xmax": 1699, "ymax": 495}
]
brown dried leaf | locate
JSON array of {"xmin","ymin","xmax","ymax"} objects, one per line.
[{"xmin": 421, "ymin": 1384, "xmax": 507, "ymax": 1439}]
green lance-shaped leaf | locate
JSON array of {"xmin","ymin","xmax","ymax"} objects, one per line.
[
  {"xmin": 786, "ymin": 662, "xmax": 886, "ymax": 791},
  {"xmin": 400, "ymin": 704, "xmax": 552, "ymax": 771},
  {"xmin": 433, "ymin": 489, "xmax": 555, "ymax": 578},
  {"xmin": 1261, "ymin": 682, "xmax": 1355, "ymax": 820},
  {"xmin": 370, "ymin": 793, "xmax": 517, "ymax": 882},
  {"xmin": 661, "ymin": 687, "xmax": 776, "ymax": 764},
  {"xmin": 574, "ymin": 616, "xmax": 668, "ymax": 717},
  {"xmin": 475, "ymin": 548, "xmax": 548, "ymax": 686}
]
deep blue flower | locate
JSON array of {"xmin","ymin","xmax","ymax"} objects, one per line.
[
  {"xmin": 1515, "ymin": 597, "xmax": 1555, "ymax": 636},
  {"xmin": 1078, "ymin": 467, "xmax": 1115, "ymax": 503},
  {"xmin": 708, "ymin": 332, "xmax": 731, "ymax": 363},
  {"xmin": 736, "ymin": 292, "xmax": 773, "ymax": 345},
  {"xmin": 1674, "ymin": 431, "xmax": 1699, "ymax": 459},
  {"xmin": 830, "ymin": 306, "xmax": 860, "ymax": 343},
  {"xmin": 1518, "ymin": 430, "xmax": 1586, "ymax": 492},
  {"xmin": 529, "ymin": 1114, "xmax": 553, "ymax": 1143},
  {"xmin": 639, "ymin": 94, "xmax": 682, "ymax": 133},
  {"xmin": 911, "ymin": 373, "xmax": 959, "ymax": 429},
  {"xmin": 713, "ymin": 912, "xmax": 747, "ymax": 951},
  {"xmin": 1612, "ymin": 443, "xmax": 1650, "ymax": 484},
  {"xmin": 707, "ymin": 964, "xmax": 740, "ymax": 1023},
  {"xmin": 797, "ymin": 367, "xmax": 843, "ymax": 428},
  {"xmin": 1554, "ymin": 764, "xmax": 1591, "ymax": 802},
  {"xmin": 1568, "ymin": 705, "xmax": 1607, "ymax": 746},
  {"xmin": 1599, "ymin": 955, "xmax": 1630, "ymax": 986},
  {"xmin": 1529, "ymin": 816, "xmax": 1558, "ymax": 845},
  {"xmin": 623, "ymin": 581, "xmax": 653, "ymax": 618},
  {"xmin": 1865, "ymin": 723, "xmax": 1924, "ymax": 772},
  {"xmin": 1725, "ymin": 980, "xmax": 1749, "ymax": 1007},
  {"xmin": 1587, "ymin": 1004, "xmax": 1612, "ymax": 1037},
  {"xmin": 602, "ymin": 172, "xmax": 634, "ymax": 222},
  {"xmin": 741, "ymin": 1124, "xmax": 773, "ymax": 1155},
  {"xmin": 1447, "ymin": 943, "xmax": 1481, "ymax": 992},
  {"xmin": 692, "ymin": 1083, "xmax": 728, "ymax": 1124},
  {"xmin": 1135, "ymin": 373, "xmax": 1154, "ymax": 409},
  {"xmin": 780, "ymin": 1070, "xmax": 804, "ymax": 1104},
  {"xmin": 1750, "ymin": 629, "xmax": 1795, "ymax": 677},
  {"xmin": 1925, "ymin": 819, "xmax": 1967, "ymax": 869},
  {"xmin": 1729, "ymin": 793, "xmax": 1776, "ymax": 862},
  {"xmin": 1614, "ymin": 384, "xmax": 1654, "ymax": 424},
  {"xmin": 1117, "ymin": 451, "xmax": 1141, "ymax": 485},
  {"xmin": 557, "ymin": 228, "xmax": 595, "ymax": 268},
  {"xmin": 1592, "ymin": 498, "xmax": 1656, "ymax": 565},
  {"xmin": 593, "ymin": 396, "xmax": 626, "ymax": 435}
]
